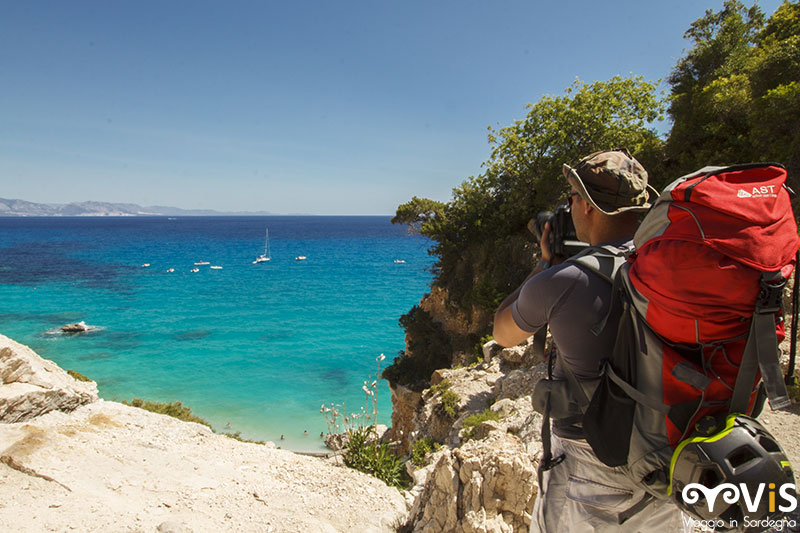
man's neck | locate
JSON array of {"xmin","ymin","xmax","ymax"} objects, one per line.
[{"xmin": 588, "ymin": 221, "xmax": 635, "ymax": 246}]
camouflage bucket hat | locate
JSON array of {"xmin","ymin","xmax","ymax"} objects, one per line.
[{"xmin": 562, "ymin": 150, "xmax": 657, "ymax": 215}]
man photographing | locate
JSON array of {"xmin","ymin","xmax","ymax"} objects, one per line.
[{"xmin": 492, "ymin": 150, "xmax": 684, "ymax": 532}]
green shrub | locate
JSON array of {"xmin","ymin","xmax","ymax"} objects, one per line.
[
  {"xmin": 429, "ymin": 378, "xmax": 451, "ymax": 395},
  {"xmin": 225, "ymin": 431, "xmax": 266, "ymax": 445},
  {"xmin": 343, "ymin": 426, "xmax": 410, "ymax": 489},
  {"xmin": 123, "ymin": 398, "xmax": 271, "ymax": 445},
  {"xmin": 439, "ymin": 390, "xmax": 460, "ymax": 420},
  {"xmin": 389, "ymin": 77, "xmax": 666, "ymax": 402},
  {"xmin": 473, "ymin": 335, "xmax": 493, "ymax": 359},
  {"xmin": 410, "ymin": 437, "xmax": 441, "ymax": 467},
  {"xmin": 67, "ymin": 369, "xmax": 92, "ymax": 382},
  {"xmin": 461, "ymin": 408, "xmax": 502, "ymax": 440},
  {"xmin": 123, "ymin": 398, "xmax": 212, "ymax": 428}
]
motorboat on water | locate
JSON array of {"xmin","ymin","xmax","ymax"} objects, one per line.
[
  {"xmin": 295, "ymin": 256, "xmax": 307, "ymax": 261},
  {"xmin": 190, "ymin": 268, "xmax": 199, "ymax": 273},
  {"xmin": 210, "ymin": 265, "xmax": 223, "ymax": 270},
  {"xmin": 194, "ymin": 261, "xmax": 210, "ymax": 266}
]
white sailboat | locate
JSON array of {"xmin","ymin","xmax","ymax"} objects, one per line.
[{"xmin": 253, "ymin": 229, "xmax": 271, "ymax": 264}]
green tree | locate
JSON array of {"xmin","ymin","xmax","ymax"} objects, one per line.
[
  {"xmin": 748, "ymin": 1, "xmax": 800, "ymax": 187},
  {"xmin": 665, "ymin": 0, "xmax": 766, "ymax": 172},
  {"xmin": 666, "ymin": 0, "xmax": 800, "ymax": 200},
  {"xmin": 391, "ymin": 196, "xmax": 446, "ymax": 234},
  {"xmin": 395, "ymin": 76, "xmax": 664, "ymax": 316}
]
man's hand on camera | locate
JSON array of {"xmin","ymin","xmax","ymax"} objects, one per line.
[
  {"xmin": 538, "ymin": 222, "xmax": 565, "ymax": 268},
  {"xmin": 540, "ymin": 222, "xmax": 553, "ymax": 264}
]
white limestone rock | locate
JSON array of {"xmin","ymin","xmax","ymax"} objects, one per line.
[
  {"xmin": 0, "ymin": 399, "xmax": 408, "ymax": 532},
  {"xmin": 0, "ymin": 334, "xmax": 98, "ymax": 423},
  {"xmin": 409, "ymin": 431, "xmax": 537, "ymax": 532}
]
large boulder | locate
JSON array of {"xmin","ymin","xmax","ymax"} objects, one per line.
[{"xmin": 0, "ymin": 334, "xmax": 98, "ymax": 422}]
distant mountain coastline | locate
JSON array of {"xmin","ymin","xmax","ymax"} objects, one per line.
[{"xmin": 0, "ymin": 198, "xmax": 274, "ymax": 217}]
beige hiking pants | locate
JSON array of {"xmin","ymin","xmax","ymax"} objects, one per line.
[{"xmin": 530, "ymin": 434, "xmax": 691, "ymax": 532}]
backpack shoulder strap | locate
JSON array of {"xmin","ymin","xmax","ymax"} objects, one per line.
[
  {"xmin": 536, "ymin": 244, "xmax": 634, "ymax": 481},
  {"xmin": 567, "ymin": 244, "xmax": 633, "ymax": 336},
  {"xmin": 567, "ymin": 244, "xmax": 633, "ymax": 284},
  {"xmin": 730, "ymin": 270, "xmax": 791, "ymax": 413},
  {"xmin": 533, "ymin": 244, "xmax": 632, "ymax": 359}
]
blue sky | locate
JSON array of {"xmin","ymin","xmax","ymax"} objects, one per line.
[{"xmin": 0, "ymin": 1, "xmax": 785, "ymax": 215}]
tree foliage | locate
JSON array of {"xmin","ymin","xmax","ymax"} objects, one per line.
[
  {"xmin": 381, "ymin": 305, "xmax": 453, "ymax": 391},
  {"xmin": 666, "ymin": 0, "xmax": 800, "ymax": 193},
  {"xmin": 748, "ymin": 0, "xmax": 800, "ymax": 185},
  {"xmin": 391, "ymin": 196, "xmax": 446, "ymax": 234}
]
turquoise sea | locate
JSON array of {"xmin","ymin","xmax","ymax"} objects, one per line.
[{"xmin": 0, "ymin": 216, "xmax": 434, "ymax": 451}]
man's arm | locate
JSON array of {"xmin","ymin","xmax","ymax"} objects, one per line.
[
  {"xmin": 492, "ymin": 221, "xmax": 556, "ymax": 347},
  {"xmin": 492, "ymin": 262, "xmax": 547, "ymax": 347}
]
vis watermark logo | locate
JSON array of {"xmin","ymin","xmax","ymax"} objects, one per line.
[{"xmin": 681, "ymin": 482, "xmax": 797, "ymax": 530}]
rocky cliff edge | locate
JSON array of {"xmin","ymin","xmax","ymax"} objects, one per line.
[{"xmin": 0, "ymin": 334, "xmax": 407, "ymax": 532}]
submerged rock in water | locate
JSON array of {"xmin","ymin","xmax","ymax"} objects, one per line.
[{"xmin": 60, "ymin": 321, "xmax": 92, "ymax": 333}]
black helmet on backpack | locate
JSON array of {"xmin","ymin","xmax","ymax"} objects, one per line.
[{"xmin": 669, "ymin": 414, "xmax": 795, "ymax": 529}]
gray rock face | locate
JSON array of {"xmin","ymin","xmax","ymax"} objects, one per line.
[{"xmin": 0, "ymin": 335, "xmax": 98, "ymax": 423}]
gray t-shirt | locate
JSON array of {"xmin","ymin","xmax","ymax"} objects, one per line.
[{"xmin": 511, "ymin": 241, "xmax": 629, "ymax": 437}]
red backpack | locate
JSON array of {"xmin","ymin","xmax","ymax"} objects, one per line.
[{"xmin": 576, "ymin": 163, "xmax": 799, "ymax": 498}]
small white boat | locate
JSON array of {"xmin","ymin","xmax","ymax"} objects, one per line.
[
  {"xmin": 141, "ymin": 263, "xmax": 150, "ymax": 268},
  {"xmin": 295, "ymin": 256, "xmax": 307, "ymax": 261},
  {"xmin": 393, "ymin": 260, "xmax": 406, "ymax": 264},
  {"xmin": 253, "ymin": 229, "xmax": 272, "ymax": 264},
  {"xmin": 210, "ymin": 265, "xmax": 223, "ymax": 270},
  {"xmin": 190, "ymin": 268, "xmax": 199, "ymax": 273},
  {"xmin": 166, "ymin": 268, "xmax": 175, "ymax": 273},
  {"xmin": 194, "ymin": 261, "xmax": 210, "ymax": 266}
]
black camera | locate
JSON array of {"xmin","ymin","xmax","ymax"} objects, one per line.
[{"xmin": 528, "ymin": 203, "xmax": 588, "ymax": 258}]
